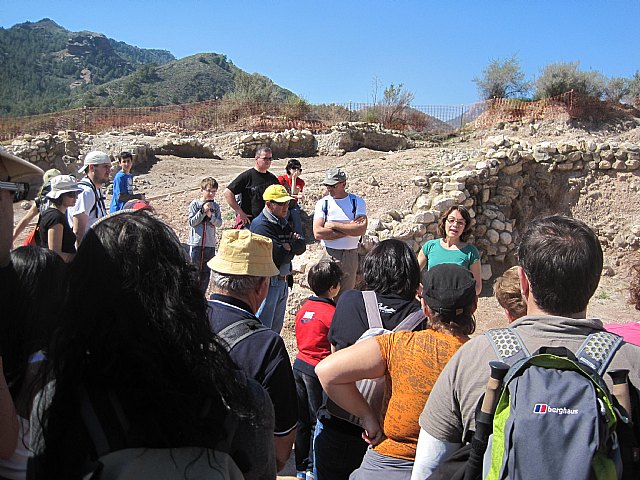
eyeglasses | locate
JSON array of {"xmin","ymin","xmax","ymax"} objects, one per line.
[
  {"xmin": 272, "ymin": 200, "xmax": 290, "ymax": 206},
  {"xmin": 259, "ymin": 157, "xmax": 273, "ymax": 161},
  {"xmin": 447, "ymin": 217, "xmax": 466, "ymax": 227},
  {"xmin": 204, "ymin": 189, "xmax": 217, "ymax": 194},
  {"xmin": 64, "ymin": 191, "xmax": 78, "ymax": 197},
  {"xmin": 324, "ymin": 182, "xmax": 344, "ymax": 189},
  {"xmin": 0, "ymin": 180, "xmax": 30, "ymax": 203}
]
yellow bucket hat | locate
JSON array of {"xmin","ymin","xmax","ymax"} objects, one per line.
[{"xmin": 208, "ymin": 229, "xmax": 279, "ymax": 277}]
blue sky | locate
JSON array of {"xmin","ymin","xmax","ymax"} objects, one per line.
[{"xmin": 2, "ymin": 0, "xmax": 639, "ymax": 106}]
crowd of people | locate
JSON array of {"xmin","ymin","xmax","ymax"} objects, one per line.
[{"xmin": 1, "ymin": 144, "xmax": 640, "ymax": 480}]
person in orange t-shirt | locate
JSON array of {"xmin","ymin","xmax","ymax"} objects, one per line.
[{"xmin": 316, "ymin": 264, "xmax": 477, "ymax": 480}]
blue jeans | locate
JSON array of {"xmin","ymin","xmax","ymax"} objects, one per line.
[
  {"xmin": 188, "ymin": 246, "xmax": 215, "ymax": 293},
  {"xmin": 294, "ymin": 367, "xmax": 324, "ymax": 472},
  {"xmin": 256, "ymin": 275, "xmax": 288, "ymax": 334},
  {"xmin": 288, "ymin": 205, "xmax": 304, "ymax": 238},
  {"xmin": 314, "ymin": 417, "xmax": 367, "ymax": 480}
]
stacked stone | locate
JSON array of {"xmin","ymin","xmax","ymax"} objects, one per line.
[
  {"xmin": 237, "ymin": 129, "xmax": 316, "ymax": 157},
  {"xmin": 316, "ymin": 122, "xmax": 413, "ymax": 156},
  {"xmin": 362, "ymin": 134, "xmax": 640, "ymax": 281},
  {"xmin": 8, "ymin": 131, "xmax": 85, "ymax": 174}
]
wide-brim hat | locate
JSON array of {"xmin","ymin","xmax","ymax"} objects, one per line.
[
  {"xmin": 263, "ymin": 184, "xmax": 294, "ymax": 202},
  {"xmin": 422, "ymin": 264, "xmax": 476, "ymax": 315},
  {"xmin": 322, "ymin": 167, "xmax": 347, "ymax": 186},
  {"xmin": 0, "ymin": 146, "xmax": 44, "ymax": 180},
  {"xmin": 208, "ymin": 230, "xmax": 279, "ymax": 277},
  {"xmin": 46, "ymin": 175, "xmax": 83, "ymax": 199},
  {"xmin": 79, "ymin": 150, "xmax": 111, "ymax": 174}
]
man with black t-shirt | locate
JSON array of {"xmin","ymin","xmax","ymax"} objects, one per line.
[{"xmin": 223, "ymin": 146, "xmax": 279, "ymax": 228}]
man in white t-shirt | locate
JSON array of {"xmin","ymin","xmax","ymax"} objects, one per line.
[
  {"xmin": 68, "ymin": 151, "xmax": 111, "ymax": 246},
  {"xmin": 313, "ymin": 168, "xmax": 367, "ymax": 298}
]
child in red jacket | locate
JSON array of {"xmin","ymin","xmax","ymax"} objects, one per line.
[{"xmin": 293, "ymin": 260, "xmax": 342, "ymax": 480}]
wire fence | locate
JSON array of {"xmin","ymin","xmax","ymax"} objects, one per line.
[{"xmin": 0, "ymin": 91, "xmax": 625, "ymax": 141}]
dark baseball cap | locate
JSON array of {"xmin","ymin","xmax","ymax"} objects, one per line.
[{"xmin": 422, "ymin": 264, "xmax": 476, "ymax": 315}]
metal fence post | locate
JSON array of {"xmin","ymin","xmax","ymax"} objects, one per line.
[{"xmin": 459, "ymin": 105, "xmax": 465, "ymax": 129}]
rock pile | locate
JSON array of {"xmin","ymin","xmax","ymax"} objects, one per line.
[{"xmin": 364, "ymin": 134, "xmax": 640, "ymax": 279}]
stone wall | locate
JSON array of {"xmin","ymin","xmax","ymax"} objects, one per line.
[{"xmin": 362, "ymin": 134, "xmax": 640, "ymax": 280}]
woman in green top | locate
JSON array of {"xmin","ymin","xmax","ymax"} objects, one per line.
[{"xmin": 417, "ymin": 205, "xmax": 482, "ymax": 295}]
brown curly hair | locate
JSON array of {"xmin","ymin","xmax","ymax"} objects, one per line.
[
  {"xmin": 437, "ymin": 205, "xmax": 473, "ymax": 242},
  {"xmin": 493, "ymin": 266, "xmax": 527, "ymax": 320}
]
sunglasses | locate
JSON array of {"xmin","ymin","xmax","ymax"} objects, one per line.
[{"xmin": 0, "ymin": 180, "xmax": 30, "ymax": 203}]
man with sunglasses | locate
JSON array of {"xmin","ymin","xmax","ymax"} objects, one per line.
[
  {"xmin": 0, "ymin": 146, "xmax": 43, "ymax": 458},
  {"xmin": 224, "ymin": 146, "xmax": 279, "ymax": 228},
  {"xmin": 68, "ymin": 150, "xmax": 110, "ymax": 247},
  {"xmin": 313, "ymin": 168, "xmax": 367, "ymax": 299},
  {"xmin": 250, "ymin": 184, "xmax": 306, "ymax": 334}
]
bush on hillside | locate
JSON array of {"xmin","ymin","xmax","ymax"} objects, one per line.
[
  {"xmin": 473, "ymin": 54, "xmax": 531, "ymax": 100},
  {"xmin": 535, "ymin": 62, "xmax": 606, "ymax": 99}
]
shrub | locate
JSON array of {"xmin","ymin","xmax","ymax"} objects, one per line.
[
  {"xmin": 534, "ymin": 61, "xmax": 606, "ymax": 99},
  {"xmin": 603, "ymin": 77, "xmax": 629, "ymax": 103},
  {"xmin": 473, "ymin": 54, "xmax": 531, "ymax": 100}
]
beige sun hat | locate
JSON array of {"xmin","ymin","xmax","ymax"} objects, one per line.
[
  {"xmin": 208, "ymin": 229, "xmax": 279, "ymax": 277},
  {"xmin": 0, "ymin": 146, "xmax": 44, "ymax": 180},
  {"xmin": 46, "ymin": 175, "xmax": 83, "ymax": 199}
]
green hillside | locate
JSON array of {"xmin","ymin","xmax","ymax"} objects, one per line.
[{"xmin": 0, "ymin": 18, "xmax": 294, "ymax": 116}]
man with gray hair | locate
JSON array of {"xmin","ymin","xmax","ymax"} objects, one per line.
[{"xmin": 207, "ymin": 229, "xmax": 297, "ymax": 473}]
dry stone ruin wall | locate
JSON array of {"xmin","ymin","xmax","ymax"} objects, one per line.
[{"xmin": 363, "ymin": 134, "xmax": 640, "ymax": 280}]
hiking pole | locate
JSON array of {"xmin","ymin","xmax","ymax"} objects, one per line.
[
  {"xmin": 463, "ymin": 361, "xmax": 510, "ymax": 480},
  {"xmin": 481, "ymin": 361, "xmax": 510, "ymax": 416},
  {"xmin": 608, "ymin": 369, "xmax": 633, "ymax": 423}
]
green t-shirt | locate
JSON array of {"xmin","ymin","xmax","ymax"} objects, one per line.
[{"xmin": 421, "ymin": 239, "xmax": 479, "ymax": 270}]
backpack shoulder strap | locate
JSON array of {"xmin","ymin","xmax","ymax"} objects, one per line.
[
  {"xmin": 217, "ymin": 317, "xmax": 269, "ymax": 351},
  {"xmin": 361, "ymin": 291, "xmax": 383, "ymax": 329},
  {"xmin": 574, "ymin": 330, "xmax": 623, "ymax": 376},
  {"xmin": 393, "ymin": 309, "xmax": 426, "ymax": 332},
  {"xmin": 323, "ymin": 198, "xmax": 328, "ymax": 218},
  {"xmin": 79, "ymin": 178, "xmax": 99, "ymax": 216},
  {"xmin": 485, "ymin": 327, "xmax": 531, "ymax": 365},
  {"xmin": 349, "ymin": 193, "xmax": 357, "ymax": 219}
]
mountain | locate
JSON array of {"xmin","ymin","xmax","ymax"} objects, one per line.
[{"xmin": 0, "ymin": 18, "xmax": 294, "ymax": 116}]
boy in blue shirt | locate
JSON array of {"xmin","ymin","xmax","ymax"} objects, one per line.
[
  {"xmin": 110, "ymin": 152, "xmax": 144, "ymax": 213},
  {"xmin": 187, "ymin": 177, "xmax": 222, "ymax": 293}
]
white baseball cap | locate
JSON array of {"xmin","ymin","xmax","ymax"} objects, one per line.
[{"xmin": 79, "ymin": 151, "xmax": 111, "ymax": 174}]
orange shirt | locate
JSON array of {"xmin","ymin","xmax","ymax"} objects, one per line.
[{"xmin": 374, "ymin": 329, "xmax": 466, "ymax": 460}]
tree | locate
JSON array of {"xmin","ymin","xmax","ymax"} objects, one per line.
[
  {"xmin": 534, "ymin": 61, "xmax": 606, "ymax": 99},
  {"xmin": 473, "ymin": 54, "xmax": 530, "ymax": 100},
  {"xmin": 224, "ymin": 71, "xmax": 282, "ymax": 103},
  {"xmin": 603, "ymin": 77, "xmax": 629, "ymax": 103},
  {"xmin": 627, "ymin": 71, "xmax": 640, "ymax": 107},
  {"xmin": 380, "ymin": 83, "xmax": 415, "ymax": 126}
]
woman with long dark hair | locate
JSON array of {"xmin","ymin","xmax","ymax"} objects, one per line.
[
  {"xmin": 316, "ymin": 264, "xmax": 477, "ymax": 480},
  {"xmin": 30, "ymin": 210, "xmax": 274, "ymax": 480},
  {"xmin": 0, "ymin": 247, "xmax": 65, "ymax": 479},
  {"xmin": 314, "ymin": 239, "xmax": 424, "ymax": 480}
]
